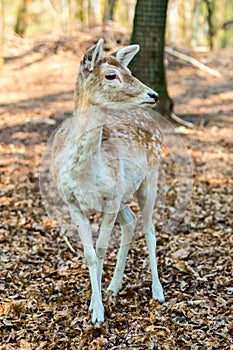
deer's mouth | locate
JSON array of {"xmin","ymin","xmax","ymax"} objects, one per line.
[{"xmin": 141, "ymin": 102, "xmax": 156, "ymax": 106}]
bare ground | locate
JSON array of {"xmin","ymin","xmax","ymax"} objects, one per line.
[{"xmin": 0, "ymin": 32, "xmax": 233, "ymax": 349}]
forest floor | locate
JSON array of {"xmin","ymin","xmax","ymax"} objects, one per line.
[{"xmin": 0, "ymin": 29, "xmax": 233, "ymax": 350}]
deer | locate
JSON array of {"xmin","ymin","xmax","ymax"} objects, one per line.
[{"xmin": 51, "ymin": 38, "xmax": 165, "ymax": 324}]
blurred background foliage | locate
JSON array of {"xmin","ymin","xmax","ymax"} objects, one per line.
[{"xmin": 1, "ymin": 0, "xmax": 233, "ymax": 49}]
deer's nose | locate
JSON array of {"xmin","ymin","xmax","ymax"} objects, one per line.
[{"xmin": 147, "ymin": 91, "xmax": 159, "ymax": 103}]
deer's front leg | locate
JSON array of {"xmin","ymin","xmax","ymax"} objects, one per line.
[
  {"xmin": 69, "ymin": 205, "xmax": 104, "ymax": 324},
  {"xmin": 84, "ymin": 245, "xmax": 104, "ymax": 323}
]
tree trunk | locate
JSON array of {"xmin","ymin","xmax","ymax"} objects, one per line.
[
  {"xmin": 131, "ymin": 0, "xmax": 172, "ymax": 118},
  {"xmin": 104, "ymin": 0, "xmax": 117, "ymax": 21},
  {"xmin": 0, "ymin": 0, "xmax": 4, "ymax": 72},
  {"xmin": 15, "ymin": 0, "xmax": 31, "ymax": 36},
  {"xmin": 204, "ymin": 0, "xmax": 216, "ymax": 50},
  {"xmin": 89, "ymin": 0, "xmax": 102, "ymax": 26},
  {"xmin": 80, "ymin": 0, "xmax": 89, "ymax": 27}
]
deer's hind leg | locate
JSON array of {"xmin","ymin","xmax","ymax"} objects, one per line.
[
  {"xmin": 93, "ymin": 212, "xmax": 118, "ymax": 301},
  {"xmin": 136, "ymin": 177, "xmax": 165, "ymax": 302},
  {"xmin": 108, "ymin": 205, "xmax": 136, "ymax": 295}
]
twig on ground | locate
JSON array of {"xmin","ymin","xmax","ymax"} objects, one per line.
[
  {"xmin": 61, "ymin": 225, "xmax": 76, "ymax": 253},
  {"xmin": 170, "ymin": 112, "xmax": 194, "ymax": 128}
]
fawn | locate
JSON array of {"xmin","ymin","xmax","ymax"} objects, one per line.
[{"xmin": 51, "ymin": 39, "xmax": 164, "ymax": 323}]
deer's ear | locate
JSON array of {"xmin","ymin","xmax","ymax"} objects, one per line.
[
  {"xmin": 80, "ymin": 38, "xmax": 104, "ymax": 76},
  {"xmin": 116, "ymin": 45, "xmax": 140, "ymax": 67}
]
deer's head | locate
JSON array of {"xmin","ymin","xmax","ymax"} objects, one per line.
[{"xmin": 74, "ymin": 39, "xmax": 159, "ymax": 112}]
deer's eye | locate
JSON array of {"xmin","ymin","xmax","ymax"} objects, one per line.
[{"xmin": 105, "ymin": 74, "xmax": 117, "ymax": 80}]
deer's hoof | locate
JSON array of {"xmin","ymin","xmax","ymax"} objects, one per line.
[
  {"xmin": 152, "ymin": 285, "xmax": 165, "ymax": 303},
  {"xmin": 91, "ymin": 304, "xmax": 104, "ymax": 324},
  {"xmin": 107, "ymin": 280, "xmax": 122, "ymax": 296},
  {"xmin": 89, "ymin": 297, "xmax": 104, "ymax": 324}
]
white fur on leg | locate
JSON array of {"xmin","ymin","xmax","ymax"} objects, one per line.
[
  {"xmin": 69, "ymin": 206, "xmax": 104, "ymax": 323},
  {"xmin": 89, "ymin": 293, "xmax": 104, "ymax": 324},
  {"xmin": 145, "ymin": 229, "xmax": 165, "ymax": 302},
  {"xmin": 108, "ymin": 207, "xmax": 136, "ymax": 295},
  {"xmin": 107, "ymin": 245, "xmax": 127, "ymax": 295},
  {"xmin": 84, "ymin": 245, "xmax": 104, "ymax": 323},
  {"xmin": 137, "ymin": 177, "xmax": 164, "ymax": 303},
  {"xmin": 96, "ymin": 213, "xmax": 118, "ymax": 292}
]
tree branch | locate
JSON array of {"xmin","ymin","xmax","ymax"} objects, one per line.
[{"xmin": 165, "ymin": 46, "xmax": 221, "ymax": 78}]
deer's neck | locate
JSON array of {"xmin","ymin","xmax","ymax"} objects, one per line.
[
  {"xmin": 74, "ymin": 81, "xmax": 93, "ymax": 114},
  {"xmin": 73, "ymin": 103, "xmax": 105, "ymax": 182},
  {"xmin": 73, "ymin": 78, "xmax": 107, "ymax": 179}
]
